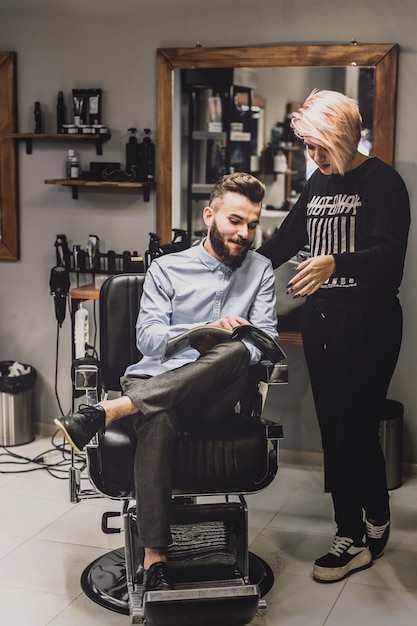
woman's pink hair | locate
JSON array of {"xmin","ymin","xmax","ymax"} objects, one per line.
[{"xmin": 291, "ymin": 89, "xmax": 362, "ymax": 175}]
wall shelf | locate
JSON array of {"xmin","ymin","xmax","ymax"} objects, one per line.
[
  {"xmin": 7, "ymin": 132, "xmax": 111, "ymax": 155},
  {"xmin": 44, "ymin": 178, "xmax": 155, "ymax": 201}
]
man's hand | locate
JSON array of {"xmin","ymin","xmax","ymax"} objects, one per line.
[
  {"xmin": 208, "ymin": 315, "xmax": 250, "ymax": 331},
  {"xmin": 190, "ymin": 316, "xmax": 250, "ymax": 355}
]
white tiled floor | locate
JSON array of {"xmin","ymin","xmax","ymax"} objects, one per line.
[{"xmin": 1, "ymin": 435, "xmax": 417, "ymax": 625}]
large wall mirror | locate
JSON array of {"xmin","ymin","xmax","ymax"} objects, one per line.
[
  {"xmin": 0, "ymin": 51, "xmax": 19, "ymax": 260},
  {"xmin": 156, "ymin": 43, "xmax": 398, "ymax": 244}
]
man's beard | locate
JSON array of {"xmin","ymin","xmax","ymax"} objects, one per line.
[{"xmin": 209, "ymin": 218, "xmax": 251, "ymax": 270}]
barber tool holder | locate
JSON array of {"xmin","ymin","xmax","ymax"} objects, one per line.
[
  {"xmin": 69, "ymin": 248, "xmax": 145, "ymax": 277},
  {"xmin": 54, "ymin": 229, "xmax": 190, "ymax": 284},
  {"xmin": 54, "ymin": 232, "xmax": 145, "ymax": 278}
]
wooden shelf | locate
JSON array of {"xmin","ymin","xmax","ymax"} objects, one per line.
[
  {"xmin": 7, "ymin": 132, "xmax": 111, "ymax": 155},
  {"xmin": 70, "ymin": 283, "xmax": 100, "ymax": 301},
  {"xmin": 279, "ymin": 331, "xmax": 302, "ymax": 346},
  {"xmin": 44, "ymin": 178, "xmax": 155, "ymax": 201}
]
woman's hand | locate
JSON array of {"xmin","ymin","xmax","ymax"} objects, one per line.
[{"xmin": 286, "ymin": 255, "xmax": 336, "ymax": 298}]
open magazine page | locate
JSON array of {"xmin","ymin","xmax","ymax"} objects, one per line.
[
  {"xmin": 162, "ymin": 324, "xmax": 286, "ymax": 364},
  {"xmin": 162, "ymin": 326, "xmax": 233, "ymax": 362}
]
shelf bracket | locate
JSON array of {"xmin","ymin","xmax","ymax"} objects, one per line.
[
  {"xmin": 95, "ymin": 138, "xmax": 103, "ymax": 156},
  {"xmin": 24, "ymin": 138, "xmax": 33, "ymax": 154},
  {"xmin": 71, "ymin": 186, "xmax": 79, "ymax": 200}
]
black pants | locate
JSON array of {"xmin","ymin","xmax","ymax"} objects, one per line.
[
  {"xmin": 120, "ymin": 342, "xmax": 250, "ymax": 548},
  {"xmin": 300, "ymin": 297, "xmax": 402, "ymax": 541}
]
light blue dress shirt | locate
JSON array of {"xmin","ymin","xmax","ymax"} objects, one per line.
[{"xmin": 124, "ymin": 241, "xmax": 278, "ymax": 377}]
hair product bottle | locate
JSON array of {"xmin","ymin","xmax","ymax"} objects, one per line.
[
  {"xmin": 140, "ymin": 128, "xmax": 155, "ymax": 181},
  {"xmin": 70, "ymin": 155, "xmax": 80, "ymax": 179},
  {"xmin": 66, "ymin": 149, "xmax": 75, "ymax": 178},
  {"xmin": 34, "ymin": 101, "xmax": 42, "ymax": 133},
  {"xmin": 56, "ymin": 91, "xmax": 65, "ymax": 133}
]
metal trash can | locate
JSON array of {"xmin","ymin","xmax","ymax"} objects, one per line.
[
  {"xmin": 379, "ymin": 399, "xmax": 403, "ymax": 490},
  {"xmin": 0, "ymin": 361, "xmax": 37, "ymax": 446}
]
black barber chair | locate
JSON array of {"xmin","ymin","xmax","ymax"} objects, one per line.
[{"xmin": 75, "ymin": 273, "xmax": 286, "ymax": 626}]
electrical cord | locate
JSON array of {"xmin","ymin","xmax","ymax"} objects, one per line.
[
  {"xmin": 54, "ymin": 319, "xmax": 66, "ymax": 418},
  {"xmin": 0, "ymin": 429, "xmax": 88, "ymax": 479},
  {"xmin": 0, "ymin": 295, "xmax": 92, "ymax": 480},
  {"xmin": 92, "ymin": 299, "xmax": 98, "ymax": 354}
]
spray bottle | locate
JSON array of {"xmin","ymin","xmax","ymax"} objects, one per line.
[{"xmin": 126, "ymin": 127, "xmax": 140, "ymax": 180}]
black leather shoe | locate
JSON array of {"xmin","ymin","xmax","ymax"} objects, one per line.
[
  {"xmin": 54, "ymin": 404, "xmax": 106, "ymax": 452},
  {"xmin": 143, "ymin": 562, "xmax": 174, "ymax": 592}
]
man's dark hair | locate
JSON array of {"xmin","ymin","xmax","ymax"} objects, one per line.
[{"xmin": 209, "ymin": 172, "xmax": 265, "ymax": 209}]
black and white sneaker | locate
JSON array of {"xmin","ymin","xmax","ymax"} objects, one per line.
[
  {"xmin": 365, "ymin": 517, "xmax": 390, "ymax": 559},
  {"xmin": 313, "ymin": 536, "xmax": 372, "ymax": 583}
]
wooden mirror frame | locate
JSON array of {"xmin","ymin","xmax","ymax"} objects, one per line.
[
  {"xmin": 156, "ymin": 43, "xmax": 398, "ymax": 243},
  {"xmin": 0, "ymin": 51, "xmax": 19, "ymax": 260}
]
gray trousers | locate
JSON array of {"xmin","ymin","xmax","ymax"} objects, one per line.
[{"xmin": 120, "ymin": 341, "xmax": 250, "ymax": 548}]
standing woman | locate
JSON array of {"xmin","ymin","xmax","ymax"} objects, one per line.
[{"xmin": 259, "ymin": 89, "xmax": 410, "ymax": 583}]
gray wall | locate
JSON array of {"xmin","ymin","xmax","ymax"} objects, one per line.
[{"xmin": 0, "ymin": 0, "xmax": 415, "ymax": 463}]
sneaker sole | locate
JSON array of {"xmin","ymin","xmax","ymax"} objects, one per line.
[
  {"xmin": 313, "ymin": 548, "xmax": 373, "ymax": 583},
  {"xmin": 54, "ymin": 418, "xmax": 83, "ymax": 453},
  {"xmin": 370, "ymin": 546, "xmax": 386, "ymax": 560}
]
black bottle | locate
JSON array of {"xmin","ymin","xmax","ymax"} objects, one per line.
[
  {"xmin": 56, "ymin": 91, "xmax": 65, "ymax": 133},
  {"xmin": 126, "ymin": 127, "xmax": 140, "ymax": 180},
  {"xmin": 34, "ymin": 101, "xmax": 42, "ymax": 133},
  {"xmin": 140, "ymin": 128, "xmax": 155, "ymax": 181},
  {"xmin": 145, "ymin": 232, "xmax": 163, "ymax": 270}
]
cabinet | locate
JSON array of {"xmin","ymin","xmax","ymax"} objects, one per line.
[
  {"xmin": 281, "ymin": 146, "xmax": 304, "ymax": 202},
  {"xmin": 8, "ymin": 132, "xmax": 155, "ymax": 201},
  {"xmin": 181, "ymin": 69, "xmax": 259, "ymax": 242},
  {"xmin": 261, "ymin": 144, "xmax": 306, "ymax": 211}
]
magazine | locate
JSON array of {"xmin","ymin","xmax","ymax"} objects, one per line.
[{"xmin": 162, "ymin": 324, "xmax": 286, "ymax": 364}]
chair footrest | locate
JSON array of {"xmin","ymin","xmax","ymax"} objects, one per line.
[
  {"xmin": 81, "ymin": 548, "xmax": 274, "ymax": 620},
  {"xmin": 142, "ymin": 584, "xmax": 261, "ymax": 626},
  {"xmin": 169, "ymin": 550, "xmax": 237, "ymax": 583}
]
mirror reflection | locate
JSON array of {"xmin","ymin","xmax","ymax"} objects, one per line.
[{"xmin": 173, "ymin": 65, "xmax": 375, "ymax": 245}]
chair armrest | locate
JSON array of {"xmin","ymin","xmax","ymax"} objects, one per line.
[
  {"xmin": 261, "ymin": 418, "xmax": 284, "ymax": 440},
  {"xmin": 266, "ymin": 362, "xmax": 288, "ymax": 385},
  {"xmin": 250, "ymin": 360, "xmax": 288, "ymax": 384}
]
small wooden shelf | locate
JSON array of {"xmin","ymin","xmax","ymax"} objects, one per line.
[
  {"xmin": 279, "ymin": 331, "xmax": 302, "ymax": 346},
  {"xmin": 44, "ymin": 178, "xmax": 155, "ymax": 201},
  {"xmin": 70, "ymin": 283, "xmax": 100, "ymax": 301},
  {"xmin": 7, "ymin": 132, "xmax": 111, "ymax": 155}
]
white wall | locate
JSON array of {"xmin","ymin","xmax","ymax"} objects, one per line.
[{"xmin": 0, "ymin": 0, "xmax": 416, "ymax": 463}]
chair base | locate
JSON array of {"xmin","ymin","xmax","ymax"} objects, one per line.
[{"xmin": 81, "ymin": 547, "xmax": 274, "ymax": 622}]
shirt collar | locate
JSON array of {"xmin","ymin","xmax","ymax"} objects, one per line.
[{"xmin": 197, "ymin": 239, "xmax": 232, "ymax": 275}]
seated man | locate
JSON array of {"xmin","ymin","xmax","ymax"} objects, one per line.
[{"xmin": 55, "ymin": 172, "xmax": 278, "ymax": 593}]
